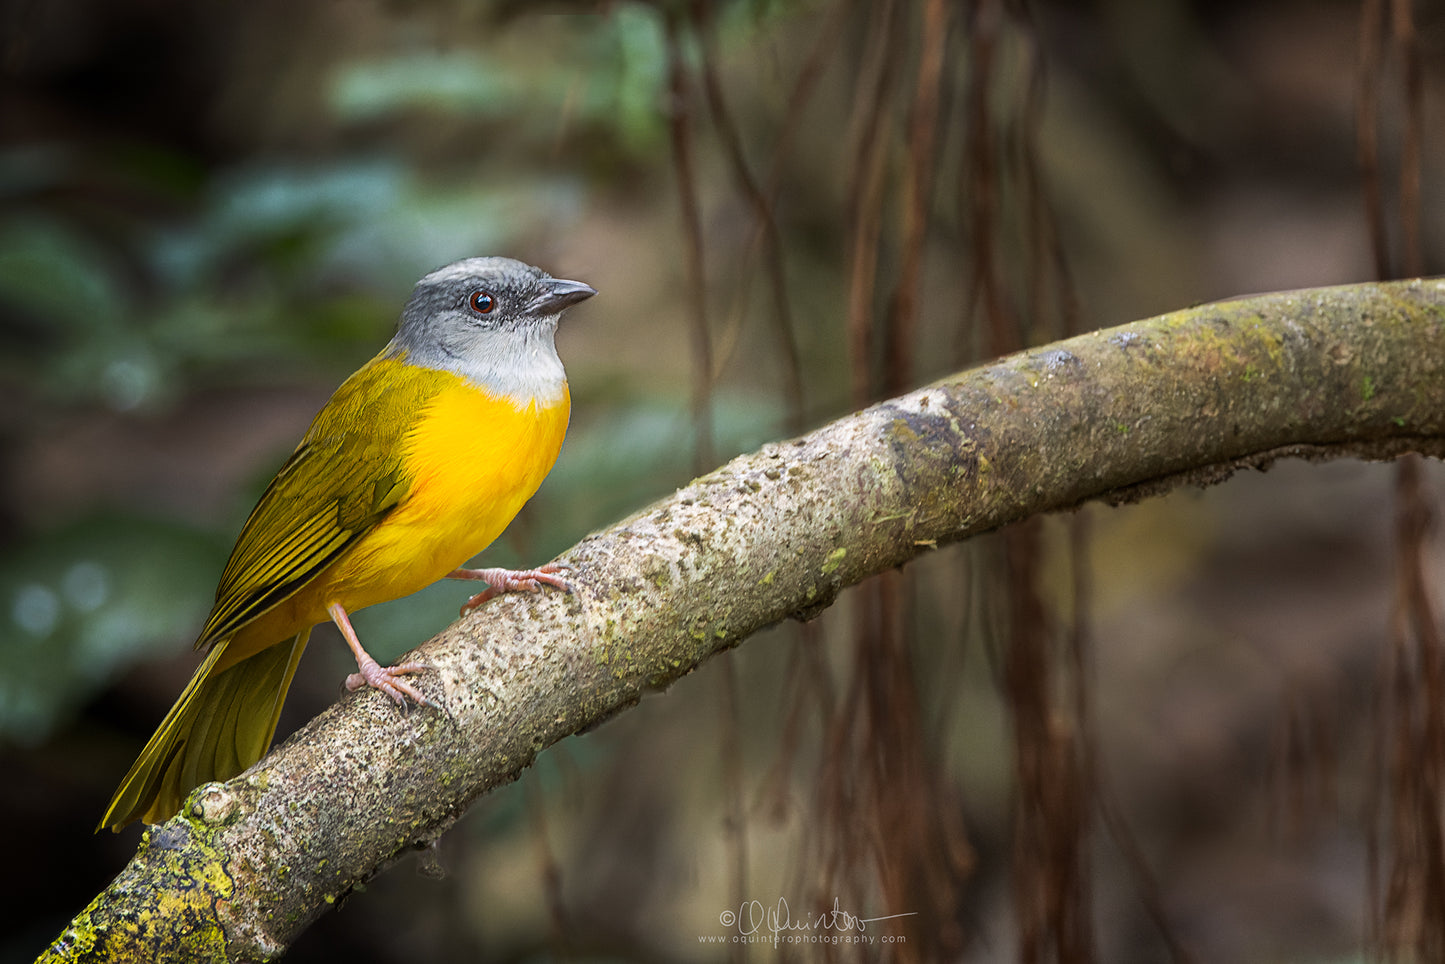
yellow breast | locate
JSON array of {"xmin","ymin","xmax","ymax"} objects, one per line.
[{"xmin": 320, "ymin": 373, "xmax": 571, "ymax": 611}]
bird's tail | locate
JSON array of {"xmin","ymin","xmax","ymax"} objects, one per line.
[{"xmin": 98, "ymin": 629, "xmax": 310, "ymax": 832}]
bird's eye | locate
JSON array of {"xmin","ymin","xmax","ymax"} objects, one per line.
[{"xmin": 468, "ymin": 290, "xmax": 495, "ymax": 314}]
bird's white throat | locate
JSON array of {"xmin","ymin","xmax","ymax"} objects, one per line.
[{"xmin": 399, "ymin": 321, "xmax": 567, "ymax": 410}]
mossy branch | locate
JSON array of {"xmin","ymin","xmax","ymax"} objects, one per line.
[{"xmin": 39, "ymin": 279, "xmax": 1445, "ymax": 962}]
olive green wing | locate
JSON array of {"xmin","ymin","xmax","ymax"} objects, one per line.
[
  {"xmin": 194, "ymin": 437, "xmax": 408, "ymax": 649},
  {"xmin": 194, "ymin": 359, "xmax": 439, "ymax": 651}
]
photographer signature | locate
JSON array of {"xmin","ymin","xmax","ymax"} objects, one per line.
[{"xmin": 719, "ymin": 897, "xmax": 916, "ymax": 937}]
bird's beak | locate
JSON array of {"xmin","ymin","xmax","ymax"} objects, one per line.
[{"xmin": 530, "ymin": 277, "xmax": 597, "ymax": 316}]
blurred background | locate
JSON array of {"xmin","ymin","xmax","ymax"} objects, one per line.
[{"xmin": 4, "ymin": 0, "xmax": 1445, "ymax": 961}]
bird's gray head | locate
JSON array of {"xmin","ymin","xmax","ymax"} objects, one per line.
[{"xmin": 388, "ymin": 256, "xmax": 595, "ymax": 405}]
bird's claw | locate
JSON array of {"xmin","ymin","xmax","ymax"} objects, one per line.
[
  {"xmin": 345, "ymin": 658, "xmax": 432, "ymax": 708},
  {"xmin": 456, "ymin": 562, "xmax": 573, "ymax": 615}
]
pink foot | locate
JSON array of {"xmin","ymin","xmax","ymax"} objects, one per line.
[
  {"xmin": 449, "ymin": 563, "xmax": 572, "ymax": 615},
  {"xmin": 344, "ymin": 657, "xmax": 429, "ymax": 707},
  {"xmin": 327, "ymin": 601, "xmax": 432, "ymax": 708}
]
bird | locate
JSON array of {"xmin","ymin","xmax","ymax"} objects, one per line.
[{"xmin": 98, "ymin": 256, "xmax": 595, "ymax": 832}]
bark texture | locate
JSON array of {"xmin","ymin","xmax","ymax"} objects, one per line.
[{"xmin": 40, "ymin": 279, "xmax": 1445, "ymax": 962}]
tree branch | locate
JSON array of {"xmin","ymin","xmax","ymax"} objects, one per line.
[{"xmin": 40, "ymin": 279, "xmax": 1445, "ymax": 962}]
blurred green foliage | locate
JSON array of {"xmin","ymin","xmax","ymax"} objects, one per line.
[
  {"xmin": 0, "ymin": 155, "xmax": 588, "ymax": 408},
  {"xmin": 0, "ymin": 515, "xmax": 221, "ymax": 743}
]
